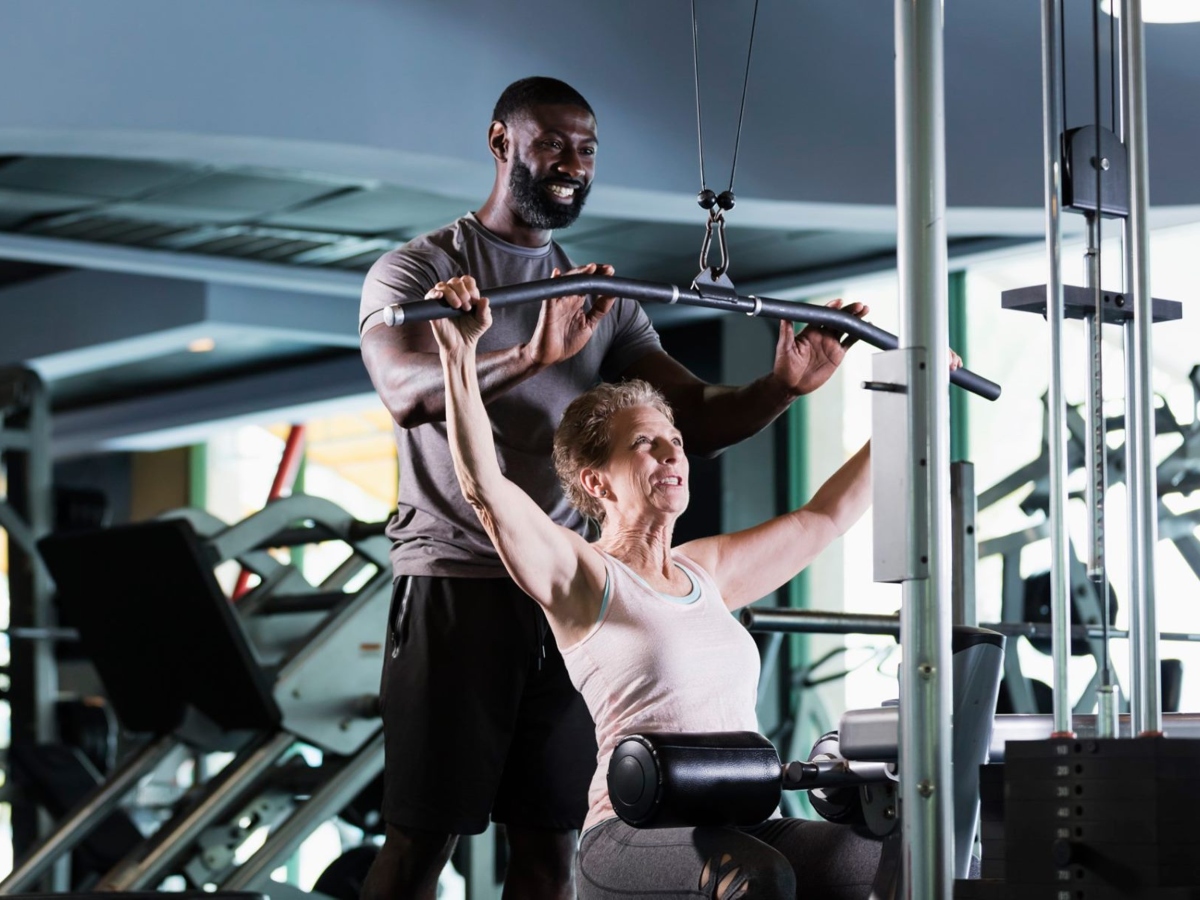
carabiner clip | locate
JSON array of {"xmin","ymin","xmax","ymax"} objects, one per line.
[
  {"xmin": 697, "ymin": 208, "xmax": 730, "ymax": 278},
  {"xmin": 693, "ymin": 208, "xmax": 737, "ymax": 300}
]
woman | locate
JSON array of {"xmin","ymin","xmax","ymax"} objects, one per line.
[{"xmin": 430, "ymin": 286, "xmax": 923, "ymax": 899}]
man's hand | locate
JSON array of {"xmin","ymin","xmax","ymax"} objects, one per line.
[
  {"xmin": 427, "ymin": 276, "xmax": 493, "ymax": 356},
  {"xmin": 773, "ymin": 298, "xmax": 870, "ymax": 397},
  {"xmin": 525, "ymin": 262, "xmax": 617, "ymax": 369}
]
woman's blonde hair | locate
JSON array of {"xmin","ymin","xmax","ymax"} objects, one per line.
[{"xmin": 552, "ymin": 379, "xmax": 674, "ymax": 522}]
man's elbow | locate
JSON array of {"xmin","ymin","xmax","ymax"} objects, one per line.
[
  {"xmin": 362, "ymin": 356, "xmax": 439, "ymax": 429},
  {"xmin": 383, "ymin": 393, "xmax": 436, "ymax": 430},
  {"xmin": 392, "ymin": 406, "xmax": 431, "ymax": 429}
]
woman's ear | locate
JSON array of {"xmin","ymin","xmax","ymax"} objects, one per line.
[
  {"xmin": 488, "ymin": 121, "xmax": 508, "ymax": 163},
  {"xmin": 580, "ymin": 468, "xmax": 607, "ymax": 500}
]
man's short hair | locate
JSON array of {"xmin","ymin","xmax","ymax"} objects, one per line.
[{"xmin": 492, "ymin": 77, "xmax": 594, "ymax": 125}]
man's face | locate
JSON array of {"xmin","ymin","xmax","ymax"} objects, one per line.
[{"xmin": 504, "ymin": 104, "xmax": 597, "ymax": 230}]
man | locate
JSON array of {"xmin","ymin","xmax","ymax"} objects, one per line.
[{"xmin": 358, "ymin": 76, "xmax": 865, "ymax": 900}]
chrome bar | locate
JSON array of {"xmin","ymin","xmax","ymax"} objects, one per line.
[
  {"xmin": 1121, "ymin": 0, "xmax": 1162, "ymax": 737},
  {"xmin": 741, "ymin": 607, "xmax": 900, "ymax": 636},
  {"xmin": 222, "ymin": 731, "xmax": 384, "ymax": 891},
  {"xmin": 990, "ymin": 712, "xmax": 1200, "ymax": 760},
  {"xmin": 740, "ymin": 607, "xmax": 1200, "ymax": 645},
  {"xmin": 100, "ymin": 731, "xmax": 294, "ymax": 891},
  {"xmin": 1041, "ymin": 0, "xmax": 1073, "ymax": 739},
  {"xmin": 1097, "ymin": 683, "xmax": 1120, "ymax": 739},
  {"xmin": 895, "ymin": 0, "xmax": 953, "ymax": 894},
  {"xmin": 1084, "ymin": 217, "xmax": 1115, "ymax": 739},
  {"xmin": 1083, "ymin": 219, "xmax": 1107, "ymax": 582},
  {"xmin": 951, "ymin": 462, "xmax": 978, "ymax": 627},
  {"xmin": 0, "ymin": 736, "xmax": 177, "ymax": 894},
  {"xmin": 1123, "ymin": 299, "xmax": 1144, "ymax": 731},
  {"xmin": 841, "ymin": 710, "xmax": 1200, "ymax": 764}
]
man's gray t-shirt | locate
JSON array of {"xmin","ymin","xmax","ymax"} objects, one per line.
[{"xmin": 360, "ymin": 214, "xmax": 663, "ymax": 578}]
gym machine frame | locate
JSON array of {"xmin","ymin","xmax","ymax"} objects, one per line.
[
  {"xmin": 0, "ymin": 367, "xmax": 59, "ymax": 882},
  {"xmin": 0, "ymin": 496, "xmax": 391, "ymax": 895},
  {"xmin": 1019, "ymin": 0, "xmax": 1166, "ymax": 740}
]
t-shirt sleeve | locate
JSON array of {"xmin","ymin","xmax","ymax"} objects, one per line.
[
  {"xmin": 599, "ymin": 298, "xmax": 664, "ymax": 381},
  {"xmin": 358, "ymin": 245, "xmax": 458, "ymax": 338}
]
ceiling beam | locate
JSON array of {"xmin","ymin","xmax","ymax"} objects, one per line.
[
  {"xmin": 0, "ymin": 269, "xmax": 362, "ymax": 380},
  {"xmin": 51, "ymin": 353, "xmax": 378, "ymax": 458},
  {"xmin": 0, "ymin": 230, "xmax": 364, "ymax": 297}
]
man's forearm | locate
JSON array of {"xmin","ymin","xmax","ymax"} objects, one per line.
[{"xmin": 666, "ymin": 373, "xmax": 795, "ymax": 456}]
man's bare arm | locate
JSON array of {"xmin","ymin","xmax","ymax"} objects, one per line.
[
  {"xmin": 361, "ymin": 322, "xmax": 542, "ymax": 428},
  {"xmin": 361, "ymin": 268, "xmax": 616, "ymax": 428}
]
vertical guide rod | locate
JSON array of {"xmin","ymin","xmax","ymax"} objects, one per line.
[
  {"xmin": 895, "ymin": 0, "xmax": 954, "ymax": 896},
  {"xmin": 1040, "ymin": 0, "xmax": 1074, "ymax": 739},
  {"xmin": 1084, "ymin": 218, "xmax": 1106, "ymax": 583},
  {"xmin": 1120, "ymin": 0, "xmax": 1162, "ymax": 736},
  {"xmin": 1086, "ymin": 0, "xmax": 1118, "ymax": 739},
  {"xmin": 1085, "ymin": 214, "xmax": 1118, "ymax": 738},
  {"xmin": 1086, "ymin": 0, "xmax": 1106, "ymax": 587}
]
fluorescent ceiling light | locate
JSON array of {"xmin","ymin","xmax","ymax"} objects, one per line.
[
  {"xmin": 1103, "ymin": 0, "xmax": 1200, "ymax": 22},
  {"xmin": 187, "ymin": 337, "xmax": 216, "ymax": 353}
]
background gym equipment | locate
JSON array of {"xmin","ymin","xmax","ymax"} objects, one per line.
[
  {"xmin": 975, "ymin": 366, "xmax": 1200, "ymax": 716},
  {"xmin": 0, "ymin": 495, "xmax": 390, "ymax": 897}
]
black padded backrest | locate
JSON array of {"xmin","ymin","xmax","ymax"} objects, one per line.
[{"xmin": 40, "ymin": 519, "xmax": 281, "ymax": 735}]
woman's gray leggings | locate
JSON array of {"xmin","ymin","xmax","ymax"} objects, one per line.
[{"xmin": 577, "ymin": 816, "xmax": 883, "ymax": 899}]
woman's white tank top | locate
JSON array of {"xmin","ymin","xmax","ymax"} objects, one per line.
[{"xmin": 559, "ymin": 551, "xmax": 761, "ymax": 832}]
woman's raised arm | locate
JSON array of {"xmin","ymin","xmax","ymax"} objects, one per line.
[
  {"xmin": 678, "ymin": 442, "xmax": 871, "ymax": 610},
  {"xmin": 429, "ymin": 280, "xmax": 606, "ymax": 639}
]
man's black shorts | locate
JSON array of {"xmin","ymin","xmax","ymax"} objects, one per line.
[{"xmin": 379, "ymin": 574, "xmax": 598, "ymax": 835}]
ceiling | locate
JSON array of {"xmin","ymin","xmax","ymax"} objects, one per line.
[{"xmin": 0, "ymin": 0, "xmax": 1195, "ymax": 456}]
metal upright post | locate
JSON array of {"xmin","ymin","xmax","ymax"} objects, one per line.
[
  {"xmin": 895, "ymin": 0, "xmax": 953, "ymax": 895},
  {"xmin": 1039, "ymin": 0, "xmax": 1074, "ymax": 739},
  {"xmin": 1120, "ymin": 0, "xmax": 1162, "ymax": 736},
  {"xmin": 1, "ymin": 368, "xmax": 57, "ymax": 867},
  {"xmin": 951, "ymin": 462, "xmax": 978, "ymax": 628}
]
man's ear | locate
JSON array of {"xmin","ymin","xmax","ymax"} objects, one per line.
[{"xmin": 488, "ymin": 121, "xmax": 508, "ymax": 163}]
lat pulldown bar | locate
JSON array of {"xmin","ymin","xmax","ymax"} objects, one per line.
[{"xmin": 381, "ymin": 273, "xmax": 1002, "ymax": 401}]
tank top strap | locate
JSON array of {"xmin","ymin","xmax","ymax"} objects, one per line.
[{"xmin": 671, "ymin": 552, "xmax": 725, "ymax": 606}]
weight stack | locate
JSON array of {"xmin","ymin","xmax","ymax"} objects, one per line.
[
  {"xmin": 954, "ymin": 766, "xmax": 1013, "ymax": 899},
  {"xmin": 979, "ymin": 762, "xmax": 1006, "ymax": 881},
  {"xmin": 1000, "ymin": 737, "xmax": 1200, "ymax": 898}
]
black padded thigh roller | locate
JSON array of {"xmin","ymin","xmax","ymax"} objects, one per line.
[{"xmin": 607, "ymin": 731, "xmax": 782, "ymax": 828}]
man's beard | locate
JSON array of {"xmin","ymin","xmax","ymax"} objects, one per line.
[{"xmin": 509, "ymin": 156, "xmax": 589, "ymax": 230}]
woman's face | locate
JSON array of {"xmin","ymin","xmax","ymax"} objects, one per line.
[{"xmin": 597, "ymin": 405, "xmax": 689, "ymax": 522}]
